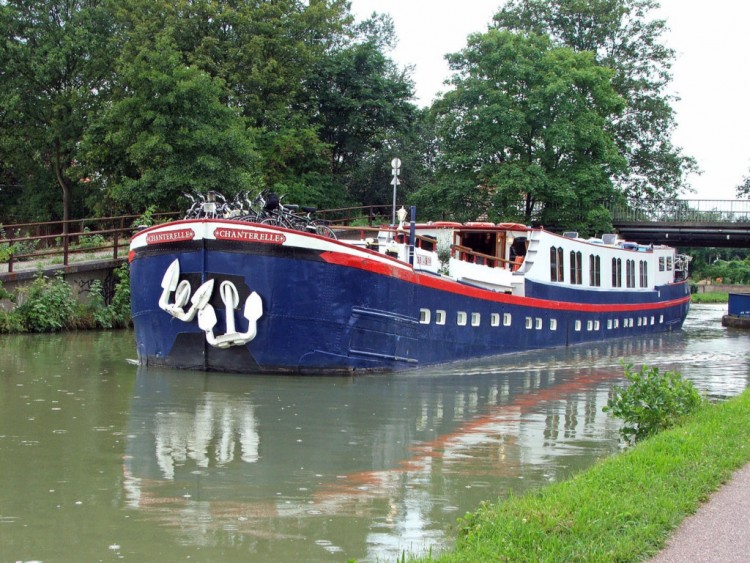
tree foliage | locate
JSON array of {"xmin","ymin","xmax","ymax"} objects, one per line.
[
  {"xmin": 0, "ymin": 0, "xmax": 706, "ymax": 229},
  {"xmin": 0, "ymin": 0, "xmax": 115, "ymax": 229},
  {"xmin": 82, "ymin": 31, "xmax": 260, "ymax": 213},
  {"xmin": 414, "ymin": 30, "xmax": 625, "ymax": 234},
  {"xmin": 0, "ymin": 0, "xmax": 418, "ymax": 222},
  {"xmin": 737, "ymin": 174, "xmax": 750, "ymax": 199},
  {"xmin": 492, "ymin": 0, "xmax": 698, "ymax": 208}
]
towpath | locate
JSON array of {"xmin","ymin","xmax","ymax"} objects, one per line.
[{"xmin": 649, "ymin": 463, "xmax": 750, "ymax": 562}]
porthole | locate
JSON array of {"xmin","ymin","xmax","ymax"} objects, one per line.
[{"xmin": 419, "ymin": 308, "xmax": 431, "ymax": 324}]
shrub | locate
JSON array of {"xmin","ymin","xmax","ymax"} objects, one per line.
[
  {"xmin": 86, "ymin": 265, "xmax": 132, "ymax": 328},
  {"xmin": 604, "ymin": 363, "xmax": 705, "ymax": 444},
  {"xmin": 15, "ymin": 273, "xmax": 77, "ymax": 332},
  {"xmin": 75, "ymin": 227, "xmax": 106, "ymax": 249},
  {"xmin": 0, "ymin": 309, "xmax": 24, "ymax": 333},
  {"xmin": 104, "ymin": 263, "xmax": 132, "ymax": 328}
]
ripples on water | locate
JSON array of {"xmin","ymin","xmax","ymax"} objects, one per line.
[{"xmin": 0, "ymin": 304, "xmax": 747, "ymax": 562}]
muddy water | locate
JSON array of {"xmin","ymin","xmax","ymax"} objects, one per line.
[{"xmin": 1, "ymin": 304, "xmax": 747, "ymax": 562}]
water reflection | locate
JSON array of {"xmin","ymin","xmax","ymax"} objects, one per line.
[{"xmin": 123, "ymin": 329, "xmax": 728, "ymax": 561}]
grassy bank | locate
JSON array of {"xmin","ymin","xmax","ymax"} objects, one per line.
[
  {"xmin": 424, "ymin": 388, "xmax": 750, "ymax": 562},
  {"xmin": 691, "ymin": 292, "xmax": 729, "ymax": 304}
]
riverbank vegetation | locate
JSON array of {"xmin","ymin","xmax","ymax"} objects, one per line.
[
  {"xmin": 0, "ymin": 265, "xmax": 131, "ymax": 333},
  {"xmin": 686, "ymin": 248, "xmax": 750, "ymax": 285},
  {"xmin": 422, "ymin": 382, "xmax": 750, "ymax": 562},
  {"xmin": 690, "ymin": 292, "xmax": 729, "ymax": 304}
]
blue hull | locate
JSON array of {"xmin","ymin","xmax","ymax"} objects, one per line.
[{"xmin": 130, "ymin": 228, "xmax": 690, "ymax": 374}]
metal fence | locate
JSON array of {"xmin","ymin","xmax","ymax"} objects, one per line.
[{"xmin": 0, "ymin": 212, "xmax": 179, "ymax": 273}]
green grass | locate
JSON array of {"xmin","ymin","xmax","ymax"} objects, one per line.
[
  {"xmin": 422, "ymin": 389, "xmax": 750, "ymax": 562},
  {"xmin": 690, "ymin": 292, "xmax": 729, "ymax": 303}
]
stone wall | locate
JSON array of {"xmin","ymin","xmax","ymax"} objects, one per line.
[{"xmin": 0, "ymin": 259, "xmax": 126, "ymax": 311}]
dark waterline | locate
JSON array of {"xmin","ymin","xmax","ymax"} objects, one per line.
[{"xmin": 1, "ymin": 304, "xmax": 748, "ymax": 562}]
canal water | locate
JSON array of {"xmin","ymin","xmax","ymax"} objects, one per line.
[{"xmin": 1, "ymin": 304, "xmax": 748, "ymax": 562}]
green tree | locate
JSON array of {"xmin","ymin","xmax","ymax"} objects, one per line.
[
  {"xmin": 493, "ymin": 0, "xmax": 698, "ymax": 209},
  {"xmin": 0, "ymin": 0, "xmax": 115, "ymax": 231},
  {"xmin": 82, "ymin": 32, "xmax": 260, "ymax": 212},
  {"xmin": 307, "ymin": 15, "xmax": 418, "ymax": 205},
  {"xmin": 415, "ymin": 30, "xmax": 625, "ymax": 233}
]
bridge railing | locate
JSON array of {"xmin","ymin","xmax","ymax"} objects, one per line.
[{"xmin": 610, "ymin": 199, "xmax": 750, "ymax": 223}]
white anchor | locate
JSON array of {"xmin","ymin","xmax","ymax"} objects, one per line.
[
  {"xmin": 159, "ymin": 259, "xmax": 264, "ymax": 348},
  {"xmin": 158, "ymin": 259, "xmax": 214, "ymax": 322},
  {"xmin": 197, "ymin": 282, "xmax": 264, "ymax": 348}
]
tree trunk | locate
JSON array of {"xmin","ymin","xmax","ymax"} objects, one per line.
[{"xmin": 54, "ymin": 139, "xmax": 72, "ymax": 237}]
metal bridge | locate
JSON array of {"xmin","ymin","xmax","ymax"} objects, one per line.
[{"xmin": 610, "ymin": 200, "xmax": 750, "ymax": 248}]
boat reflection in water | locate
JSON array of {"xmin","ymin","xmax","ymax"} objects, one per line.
[{"xmin": 122, "ymin": 335, "xmax": 696, "ymax": 561}]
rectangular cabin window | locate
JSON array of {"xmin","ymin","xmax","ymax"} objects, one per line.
[
  {"xmin": 471, "ymin": 313, "xmax": 481, "ymax": 327},
  {"xmin": 612, "ymin": 258, "xmax": 622, "ymax": 288},
  {"xmin": 659, "ymin": 315, "xmax": 664, "ymax": 323},
  {"xmin": 589, "ymin": 255, "xmax": 601, "ymax": 287},
  {"xmin": 587, "ymin": 320, "xmax": 593, "ymax": 331},
  {"xmin": 640, "ymin": 260, "xmax": 648, "ymax": 288},
  {"xmin": 569, "ymin": 250, "xmax": 575, "ymax": 283},
  {"xmin": 419, "ymin": 309, "xmax": 431, "ymax": 324},
  {"xmin": 667, "ymin": 256, "xmax": 673, "ymax": 271},
  {"xmin": 525, "ymin": 317, "xmax": 533, "ymax": 329},
  {"xmin": 659, "ymin": 257, "xmax": 665, "ymax": 271},
  {"xmin": 550, "ymin": 247, "xmax": 558, "ymax": 281},
  {"xmin": 614, "ymin": 319, "xmax": 620, "ymax": 329},
  {"xmin": 435, "ymin": 310, "xmax": 446, "ymax": 325},
  {"xmin": 594, "ymin": 320, "xmax": 600, "ymax": 331},
  {"xmin": 574, "ymin": 320, "xmax": 582, "ymax": 332},
  {"xmin": 491, "ymin": 313, "xmax": 500, "ymax": 327},
  {"xmin": 626, "ymin": 259, "xmax": 636, "ymax": 288},
  {"xmin": 650, "ymin": 316, "xmax": 655, "ymax": 325},
  {"xmin": 550, "ymin": 319, "xmax": 557, "ymax": 331},
  {"xmin": 570, "ymin": 251, "xmax": 583, "ymax": 285},
  {"xmin": 607, "ymin": 319, "xmax": 613, "ymax": 330},
  {"xmin": 503, "ymin": 313, "xmax": 512, "ymax": 326},
  {"xmin": 457, "ymin": 311, "xmax": 467, "ymax": 326},
  {"xmin": 557, "ymin": 247, "xmax": 564, "ymax": 282},
  {"xmin": 535, "ymin": 317, "xmax": 543, "ymax": 330}
]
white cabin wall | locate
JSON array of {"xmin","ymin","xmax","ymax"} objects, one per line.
[{"xmin": 525, "ymin": 231, "xmax": 672, "ymax": 292}]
